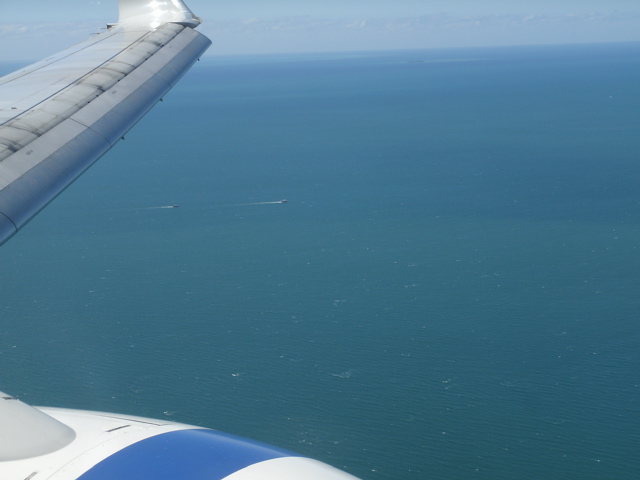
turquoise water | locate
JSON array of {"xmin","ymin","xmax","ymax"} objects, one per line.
[{"xmin": 1, "ymin": 43, "xmax": 640, "ymax": 479}]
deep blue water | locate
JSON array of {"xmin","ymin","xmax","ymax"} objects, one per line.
[{"xmin": 1, "ymin": 43, "xmax": 640, "ymax": 479}]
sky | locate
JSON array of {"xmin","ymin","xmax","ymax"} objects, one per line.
[{"xmin": 1, "ymin": 0, "xmax": 640, "ymax": 61}]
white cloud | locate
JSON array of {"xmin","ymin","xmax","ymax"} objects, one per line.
[
  {"xmin": 0, "ymin": 21, "xmax": 106, "ymax": 63},
  {"xmin": 1, "ymin": 11, "xmax": 639, "ymax": 64},
  {"xmin": 200, "ymin": 11, "xmax": 640, "ymax": 55}
]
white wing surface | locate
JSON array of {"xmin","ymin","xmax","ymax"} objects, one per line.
[{"xmin": 0, "ymin": 0, "xmax": 211, "ymax": 245}]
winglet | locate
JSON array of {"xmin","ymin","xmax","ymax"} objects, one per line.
[{"xmin": 118, "ymin": 0, "xmax": 203, "ymax": 29}]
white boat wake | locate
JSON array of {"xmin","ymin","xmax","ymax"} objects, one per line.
[
  {"xmin": 240, "ymin": 199, "xmax": 288, "ymax": 206},
  {"xmin": 141, "ymin": 205, "xmax": 180, "ymax": 209}
]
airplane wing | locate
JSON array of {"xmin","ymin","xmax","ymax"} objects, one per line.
[{"xmin": 0, "ymin": 0, "xmax": 211, "ymax": 246}]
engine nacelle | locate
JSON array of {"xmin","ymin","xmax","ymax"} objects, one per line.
[{"xmin": 0, "ymin": 394, "xmax": 360, "ymax": 480}]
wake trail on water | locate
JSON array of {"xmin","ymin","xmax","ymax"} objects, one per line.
[
  {"xmin": 140, "ymin": 205, "xmax": 179, "ymax": 210},
  {"xmin": 140, "ymin": 200, "xmax": 287, "ymax": 210},
  {"xmin": 240, "ymin": 200, "xmax": 287, "ymax": 206}
]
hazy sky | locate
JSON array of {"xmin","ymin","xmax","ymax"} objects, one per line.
[{"xmin": 1, "ymin": 0, "xmax": 640, "ymax": 61}]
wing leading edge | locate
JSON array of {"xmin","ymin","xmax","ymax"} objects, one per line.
[{"xmin": 0, "ymin": 0, "xmax": 211, "ymax": 245}]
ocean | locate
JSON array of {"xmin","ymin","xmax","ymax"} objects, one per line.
[{"xmin": 1, "ymin": 42, "xmax": 639, "ymax": 479}]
